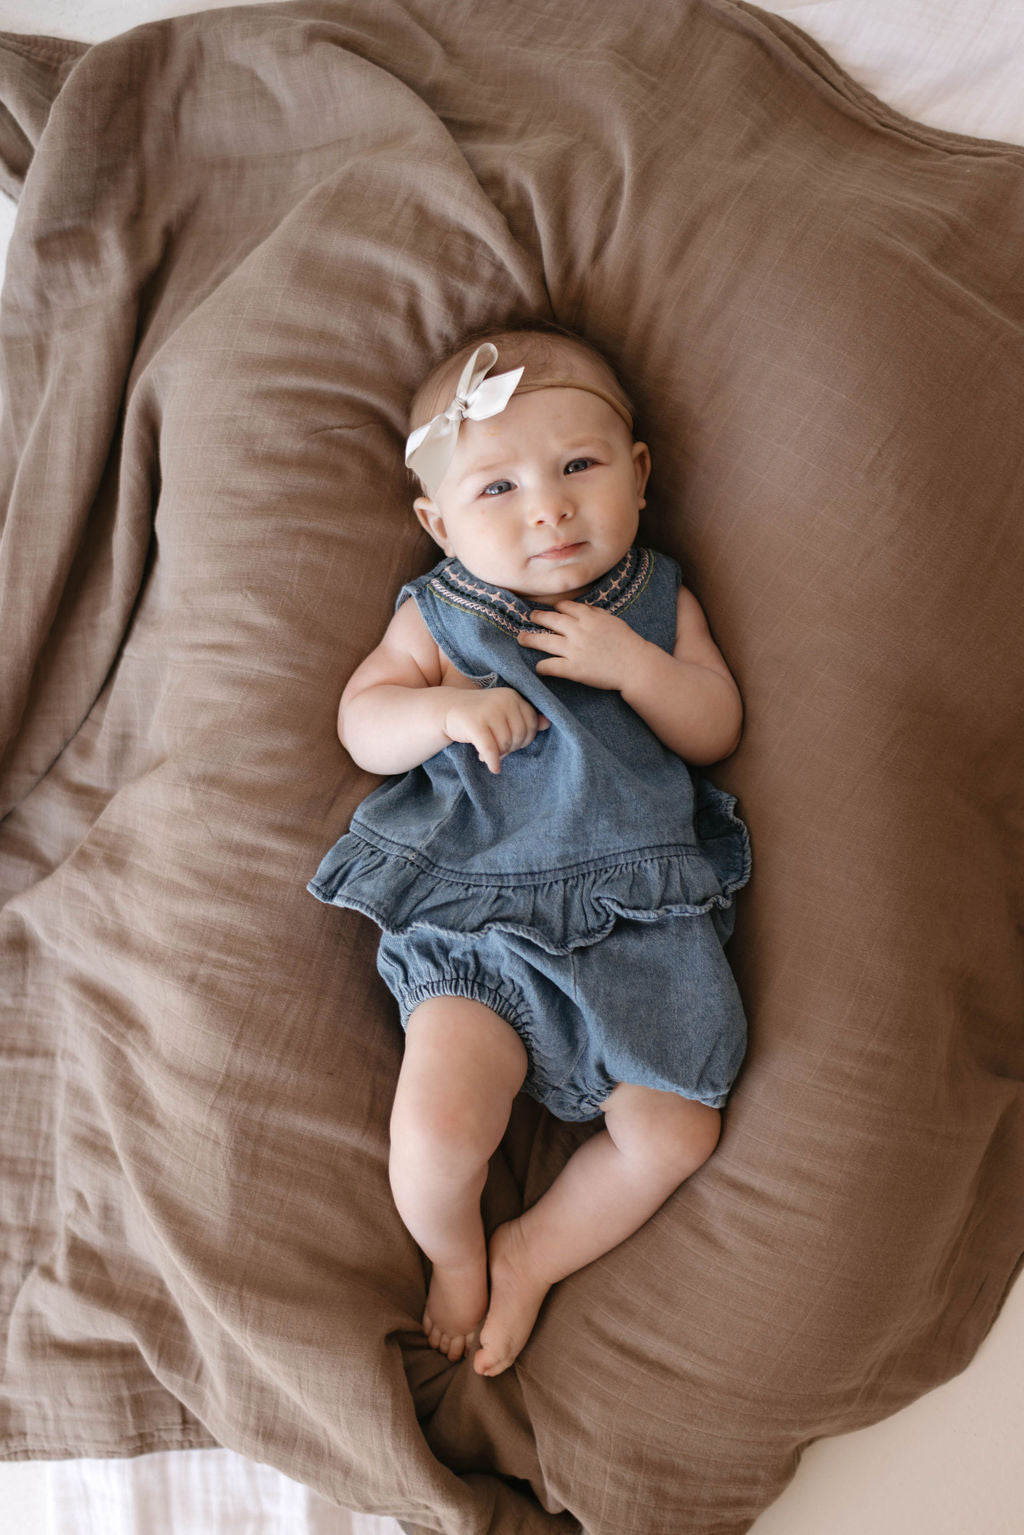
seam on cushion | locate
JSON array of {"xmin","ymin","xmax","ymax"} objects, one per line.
[{"xmin": 0, "ymin": 34, "xmax": 88, "ymax": 66}]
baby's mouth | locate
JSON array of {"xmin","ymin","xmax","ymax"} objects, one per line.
[{"xmin": 533, "ymin": 541, "xmax": 585, "ymax": 560}]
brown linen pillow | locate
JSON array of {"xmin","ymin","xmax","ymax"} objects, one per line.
[{"xmin": 1, "ymin": 3, "xmax": 1021, "ymax": 1531}]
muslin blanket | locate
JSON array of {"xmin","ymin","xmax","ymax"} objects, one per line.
[{"xmin": 2, "ymin": 3, "xmax": 1022, "ymax": 1531}]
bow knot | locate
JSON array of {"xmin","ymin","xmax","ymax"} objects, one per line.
[{"xmin": 405, "ymin": 343, "xmax": 524, "ymax": 497}]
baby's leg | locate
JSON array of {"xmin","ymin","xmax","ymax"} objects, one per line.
[
  {"xmin": 389, "ymin": 996, "xmax": 528, "ymax": 1361},
  {"xmin": 475, "ymin": 1084, "xmax": 720, "ymax": 1377}
]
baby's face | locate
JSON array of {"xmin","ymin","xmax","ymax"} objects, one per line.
[{"xmin": 413, "ymin": 381, "xmax": 650, "ymax": 603}]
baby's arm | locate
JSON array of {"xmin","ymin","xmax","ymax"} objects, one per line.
[
  {"xmin": 339, "ymin": 598, "xmax": 548, "ymax": 775},
  {"xmin": 517, "ymin": 588, "xmax": 742, "ymax": 765}
]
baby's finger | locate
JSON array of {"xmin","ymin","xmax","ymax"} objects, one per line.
[
  {"xmin": 528, "ymin": 609, "xmax": 571, "ymax": 633},
  {"xmin": 507, "ymin": 711, "xmax": 537, "ymax": 754},
  {"xmin": 500, "ymin": 703, "xmax": 547, "ymax": 756},
  {"xmin": 517, "ymin": 630, "xmax": 567, "ymax": 659},
  {"xmin": 473, "ymin": 728, "xmax": 503, "ymax": 774},
  {"xmin": 534, "ymin": 656, "xmax": 573, "ymax": 679},
  {"xmin": 515, "ymin": 706, "xmax": 550, "ymax": 736},
  {"xmin": 521, "ymin": 702, "xmax": 552, "ymax": 741}
]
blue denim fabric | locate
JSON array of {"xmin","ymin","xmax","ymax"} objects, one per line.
[
  {"xmin": 376, "ymin": 910, "xmax": 746, "ymax": 1121},
  {"xmin": 309, "ymin": 545, "xmax": 751, "ymax": 1120}
]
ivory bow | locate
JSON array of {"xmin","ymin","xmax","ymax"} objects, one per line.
[{"xmin": 405, "ymin": 343, "xmax": 524, "ymax": 497}]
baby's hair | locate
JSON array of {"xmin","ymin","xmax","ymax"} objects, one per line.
[{"xmin": 407, "ymin": 322, "xmax": 637, "ymax": 493}]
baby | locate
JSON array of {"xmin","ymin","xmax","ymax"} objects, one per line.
[{"xmin": 309, "ymin": 327, "xmax": 750, "ymax": 1377}]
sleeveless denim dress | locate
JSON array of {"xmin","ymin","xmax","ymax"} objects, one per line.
[{"xmin": 308, "ymin": 545, "xmax": 751, "ymax": 1121}]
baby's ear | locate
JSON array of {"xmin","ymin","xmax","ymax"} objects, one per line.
[
  {"xmin": 414, "ymin": 495, "xmax": 450, "ymax": 552},
  {"xmin": 632, "ymin": 441, "xmax": 652, "ymax": 509}
]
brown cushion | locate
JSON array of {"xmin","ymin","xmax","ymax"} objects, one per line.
[{"xmin": 1, "ymin": 2, "xmax": 1021, "ymax": 1530}]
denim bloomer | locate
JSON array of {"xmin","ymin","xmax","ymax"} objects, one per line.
[
  {"xmin": 375, "ymin": 905, "xmax": 744, "ymax": 1121},
  {"xmin": 308, "ymin": 546, "xmax": 752, "ymax": 1124}
]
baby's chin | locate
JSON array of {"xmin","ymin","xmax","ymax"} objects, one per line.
[
  {"xmin": 504, "ymin": 575, "xmax": 598, "ymax": 604},
  {"xmin": 464, "ymin": 551, "xmax": 628, "ymax": 604}
]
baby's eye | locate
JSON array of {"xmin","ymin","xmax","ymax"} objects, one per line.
[
  {"xmin": 482, "ymin": 479, "xmax": 514, "ymax": 497},
  {"xmin": 564, "ymin": 457, "xmax": 594, "ymax": 475}
]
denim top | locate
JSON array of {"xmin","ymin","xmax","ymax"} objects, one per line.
[{"xmin": 308, "ymin": 545, "xmax": 750, "ymax": 955}]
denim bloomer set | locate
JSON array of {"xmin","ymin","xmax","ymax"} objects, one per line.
[{"xmin": 308, "ymin": 545, "xmax": 751, "ymax": 1122}]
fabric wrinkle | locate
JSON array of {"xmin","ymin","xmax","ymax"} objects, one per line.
[{"xmin": 310, "ymin": 545, "xmax": 750, "ymax": 1120}]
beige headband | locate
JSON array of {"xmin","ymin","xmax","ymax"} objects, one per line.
[
  {"xmin": 513, "ymin": 377, "xmax": 634, "ymax": 431},
  {"xmin": 405, "ymin": 343, "xmax": 633, "ymax": 496}
]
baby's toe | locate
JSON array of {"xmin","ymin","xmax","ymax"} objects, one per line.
[{"xmin": 473, "ymin": 1332, "xmax": 513, "ymax": 1378}]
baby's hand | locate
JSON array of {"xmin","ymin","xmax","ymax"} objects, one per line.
[
  {"xmin": 517, "ymin": 602, "xmax": 647, "ymax": 691},
  {"xmin": 443, "ymin": 687, "xmax": 549, "ymax": 774}
]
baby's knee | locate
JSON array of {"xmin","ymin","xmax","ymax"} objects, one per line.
[
  {"xmin": 390, "ymin": 996, "xmax": 526, "ymax": 1178},
  {"xmin": 674, "ymin": 1099, "xmax": 722, "ymax": 1174},
  {"xmin": 652, "ymin": 1100, "xmax": 720, "ymax": 1180},
  {"xmin": 607, "ymin": 1084, "xmax": 721, "ymax": 1178},
  {"xmin": 390, "ymin": 1092, "xmax": 485, "ymax": 1180}
]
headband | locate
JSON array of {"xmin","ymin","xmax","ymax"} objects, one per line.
[{"xmin": 405, "ymin": 342, "xmax": 634, "ymax": 498}]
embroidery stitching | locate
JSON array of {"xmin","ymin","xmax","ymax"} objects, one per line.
[{"xmin": 427, "ymin": 548, "xmax": 651, "ymax": 635}]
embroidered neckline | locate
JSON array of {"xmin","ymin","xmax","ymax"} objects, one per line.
[{"xmin": 427, "ymin": 547, "xmax": 653, "ymax": 638}]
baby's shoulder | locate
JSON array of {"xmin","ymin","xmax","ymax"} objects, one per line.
[
  {"xmin": 390, "ymin": 589, "xmax": 483, "ymax": 690},
  {"xmin": 379, "ymin": 592, "xmax": 445, "ymax": 681}
]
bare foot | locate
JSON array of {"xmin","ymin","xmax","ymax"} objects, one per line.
[
  {"xmin": 473, "ymin": 1218, "xmax": 552, "ymax": 1378},
  {"xmin": 422, "ymin": 1251, "xmax": 489, "ymax": 1362}
]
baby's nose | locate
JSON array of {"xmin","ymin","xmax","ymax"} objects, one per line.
[{"xmin": 529, "ymin": 485, "xmax": 574, "ymax": 522}]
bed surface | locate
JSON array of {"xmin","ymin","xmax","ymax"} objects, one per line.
[{"xmin": 1, "ymin": 3, "xmax": 1022, "ymax": 1533}]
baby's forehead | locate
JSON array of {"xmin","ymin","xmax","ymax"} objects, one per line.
[
  {"xmin": 450, "ymin": 388, "xmax": 629, "ymax": 480},
  {"xmin": 471, "ymin": 384, "xmax": 621, "ymax": 441},
  {"xmin": 410, "ymin": 336, "xmax": 628, "ymax": 431}
]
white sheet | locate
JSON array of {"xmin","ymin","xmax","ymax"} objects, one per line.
[
  {"xmin": 1, "ymin": 2, "xmax": 1022, "ymax": 1532},
  {"xmin": 768, "ymin": 0, "xmax": 1024, "ymax": 142},
  {"xmin": 2, "ymin": 1449, "xmax": 398, "ymax": 1534}
]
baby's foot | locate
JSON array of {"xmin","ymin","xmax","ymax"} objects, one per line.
[
  {"xmin": 473, "ymin": 1218, "xmax": 552, "ymax": 1378},
  {"xmin": 422, "ymin": 1253, "xmax": 489, "ymax": 1362}
]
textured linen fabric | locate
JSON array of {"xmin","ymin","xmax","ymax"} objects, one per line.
[{"xmin": 1, "ymin": 3, "xmax": 1022, "ymax": 1533}]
